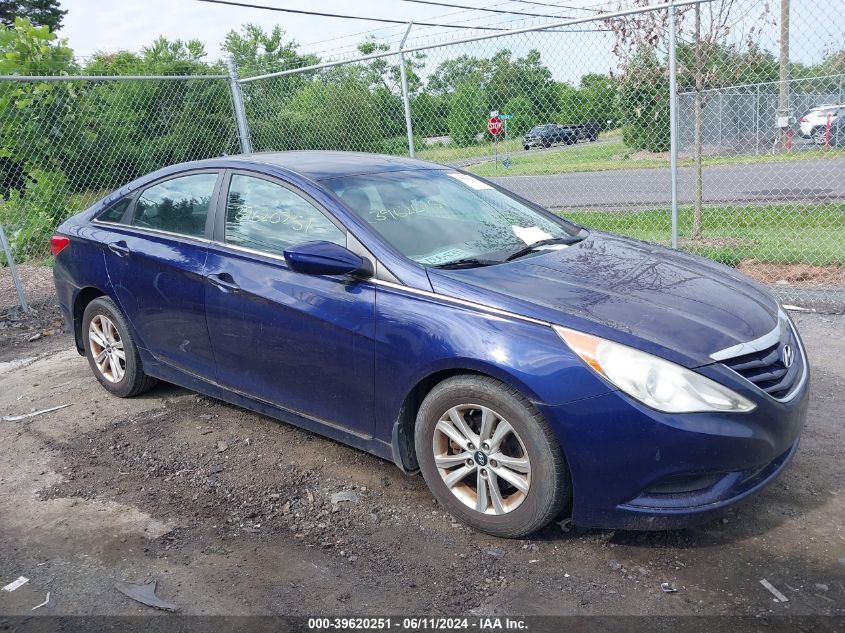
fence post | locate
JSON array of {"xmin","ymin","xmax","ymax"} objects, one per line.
[
  {"xmin": 227, "ymin": 56, "xmax": 253, "ymax": 154},
  {"xmin": 668, "ymin": 0, "xmax": 680, "ymax": 249},
  {"xmin": 0, "ymin": 223, "xmax": 30, "ymax": 313},
  {"xmin": 399, "ymin": 22, "xmax": 416, "ymax": 158},
  {"xmin": 755, "ymin": 84, "xmax": 761, "ymax": 155}
]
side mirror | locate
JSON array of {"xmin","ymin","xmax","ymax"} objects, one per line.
[{"xmin": 283, "ymin": 240, "xmax": 372, "ymax": 277}]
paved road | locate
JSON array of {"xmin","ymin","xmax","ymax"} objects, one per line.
[{"xmin": 491, "ymin": 158, "xmax": 845, "ymax": 209}]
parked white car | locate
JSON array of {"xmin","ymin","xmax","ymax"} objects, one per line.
[{"xmin": 799, "ymin": 104, "xmax": 844, "ymax": 143}]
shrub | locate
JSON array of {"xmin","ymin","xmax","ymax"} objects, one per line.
[
  {"xmin": 380, "ymin": 134, "xmax": 425, "ymax": 157},
  {"xmin": 0, "ymin": 169, "xmax": 70, "ymax": 263},
  {"xmin": 448, "ymin": 81, "xmax": 484, "ymax": 147},
  {"xmin": 618, "ymin": 50, "xmax": 670, "ymax": 152}
]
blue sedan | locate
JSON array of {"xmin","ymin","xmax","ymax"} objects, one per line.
[{"xmin": 52, "ymin": 152, "xmax": 809, "ymax": 537}]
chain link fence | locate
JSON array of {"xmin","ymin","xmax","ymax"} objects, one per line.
[
  {"xmin": 2, "ymin": 0, "xmax": 844, "ymax": 313},
  {"xmin": 0, "ymin": 73, "xmax": 241, "ymax": 310}
]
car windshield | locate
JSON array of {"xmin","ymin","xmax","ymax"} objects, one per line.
[
  {"xmin": 323, "ymin": 169, "xmax": 582, "ymax": 267},
  {"xmin": 528, "ymin": 125, "xmax": 549, "ymax": 133}
]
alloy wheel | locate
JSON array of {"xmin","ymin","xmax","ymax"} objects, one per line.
[
  {"xmin": 88, "ymin": 314, "xmax": 126, "ymax": 383},
  {"xmin": 432, "ymin": 404, "xmax": 531, "ymax": 515}
]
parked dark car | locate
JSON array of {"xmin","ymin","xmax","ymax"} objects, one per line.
[
  {"xmin": 523, "ymin": 122, "xmax": 600, "ymax": 150},
  {"xmin": 53, "ymin": 151, "xmax": 808, "ymax": 538}
]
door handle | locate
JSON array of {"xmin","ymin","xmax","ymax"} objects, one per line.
[
  {"xmin": 107, "ymin": 241, "xmax": 130, "ymax": 257},
  {"xmin": 208, "ymin": 272, "xmax": 240, "ymax": 292}
]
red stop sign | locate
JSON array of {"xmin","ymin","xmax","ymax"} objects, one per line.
[{"xmin": 488, "ymin": 116, "xmax": 503, "ymax": 135}]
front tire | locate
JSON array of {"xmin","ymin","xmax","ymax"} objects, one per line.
[
  {"xmin": 82, "ymin": 297, "xmax": 157, "ymax": 398},
  {"xmin": 415, "ymin": 375, "xmax": 571, "ymax": 538}
]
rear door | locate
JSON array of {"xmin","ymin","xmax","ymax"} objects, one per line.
[
  {"xmin": 203, "ymin": 170, "xmax": 376, "ymax": 436},
  {"xmin": 101, "ymin": 170, "xmax": 222, "ymax": 376}
]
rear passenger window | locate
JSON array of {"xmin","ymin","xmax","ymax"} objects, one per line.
[
  {"xmin": 132, "ymin": 173, "xmax": 218, "ymax": 238},
  {"xmin": 97, "ymin": 196, "xmax": 132, "ymax": 223},
  {"xmin": 224, "ymin": 174, "xmax": 345, "ymax": 256}
]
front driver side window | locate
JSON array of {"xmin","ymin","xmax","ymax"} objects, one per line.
[
  {"xmin": 224, "ymin": 174, "xmax": 345, "ymax": 256},
  {"xmin": 132, "ymin": 173, "xmax": 218, "ymax": 238}
]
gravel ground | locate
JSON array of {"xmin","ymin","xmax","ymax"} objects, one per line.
[{"xmin": 0, "ymin": 307, "xmax": 843, "ymax": 618}]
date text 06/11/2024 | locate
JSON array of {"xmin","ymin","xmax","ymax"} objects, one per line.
[{"xmin": 306, "ymin": 617, "xmax": 528, "ymax": 630}]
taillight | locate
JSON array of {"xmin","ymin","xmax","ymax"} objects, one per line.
[{"xmin": 51, "ymin": 235, "xmax": 70, "ymax": 256}]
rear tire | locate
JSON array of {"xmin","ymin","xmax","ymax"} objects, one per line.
[
  {"xmin": 82, "ymin": 297, "xmax": 157, "ymax": 398},
  {"xmin": 811, "ymin": 127, "xmax": 826, "ymax": 144},
  {"xmin": 415, "ymin": 375, "xmax": 571, "ymax": 538}
]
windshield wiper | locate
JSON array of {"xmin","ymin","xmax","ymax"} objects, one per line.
[
  {"xmin": 432, "ymin": 256, "xmax": 498, "ymax": 270},
  {"xmin": 503, "ymin": 236, "xmax": 584, "ymax": 262}
]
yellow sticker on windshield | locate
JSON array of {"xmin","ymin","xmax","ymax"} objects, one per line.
[{"xmin": 447, "ymin": 173, "xmax": 493, "ymax": 190}]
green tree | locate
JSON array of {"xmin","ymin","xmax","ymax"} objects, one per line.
[
  {"xmin": 280, "ymin": 75, "xmax": 384, "ymax": 153},
  {"xmin": 503, "ymin": 95, "xmax": 533, "ymax": 136},
  {"xmin": 428, "ymin": 55, "xmax": 488, "ymax": 96},
  {"xmin": 428, "ymin": 48, "xmax": 557, "ymax": 138},
  {"xmin": 0, "ymin": 0, "xmax": 66, "ymax": 31},
  {"xmin": 0, "ymin": 17, "xmax": 74, "ymax": 260},
  {"xmin": 0, "ymin": 17, "xmax": 74, "ymax": 165},
  {"xmin": 222, "ymin": 24, "xmax": 320, "ymax": 151},
  {"xmin": 557, "ymin": 76, "xmax": 620, "ymax": 129},
  {"xmin": 448, "ymin": 80, "xmax": 484, "ymax": 147},
  {"xmin": 486, "ymin": 49, "xmax": 556, "ymax": 121},
  {"xmin": 222, "ymin": 23, "xmax": 317, "ymax": 78},
  {"xmin": 618, "ymin": 49, "xmax": 670, "ymax": 152},
  {"xmin": 70, "ymin": 37, "xmax": 236, "ymax": 191},
  {"xmin": 578, "ymin": 73, "xmax": 620, "ymax": 129},
  {"xmin": 356, "ymin": 38, "xmax": 425, "ymax": 96},
  {"xmin": 412, "ymin": 92, "xmax": 449, "ymax": 137}
]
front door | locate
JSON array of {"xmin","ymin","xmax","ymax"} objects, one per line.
[{"xmin": 204, "ymin": 171, "xmax": 376, "ymax": 436}]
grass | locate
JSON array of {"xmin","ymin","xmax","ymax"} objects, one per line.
[
  {"xmin": 468, "ymin": 139, "xmax": 845, "ymax": 177},
  {"xmin": 415, "ymin": 129, "xmax": 624, "ymax": 164},
  {"xmin": 557, "ymin": 203, "xmax": 845, "ymax": 267},
  {"xmin": 416, "ymin": 138, "xmax": 526, "ymax": 163}
]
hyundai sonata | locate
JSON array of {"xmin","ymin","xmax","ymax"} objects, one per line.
[{"xmin": 52, "ymin": 151, "xmax": 809, "ymax": 537}]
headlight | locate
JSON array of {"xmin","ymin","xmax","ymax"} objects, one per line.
[{"xmin": 554, "ymin": 326, "xmax": 756, "ymax": 413}]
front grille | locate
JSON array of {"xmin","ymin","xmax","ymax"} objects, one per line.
[{"xmin": 720, "ymin": 326, "xmax": 803, "ymax": 399}]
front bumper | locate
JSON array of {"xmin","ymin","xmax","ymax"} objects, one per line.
[{"xmin": 539, "ymin": 360, "xmax": 809, "ymax": 530}]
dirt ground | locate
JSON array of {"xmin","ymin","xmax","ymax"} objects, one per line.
[
  {"xmin": 0, "ymin": 298, "xmax": 843, "ymax": 619},
  {"xmin": 737, "ymin": 261, "xmax": 845, "ymax": 288}
]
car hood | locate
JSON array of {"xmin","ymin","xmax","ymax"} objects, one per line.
[{"xmin": 426, "ymin": 232, "xmax": 779, "ymax": 368}]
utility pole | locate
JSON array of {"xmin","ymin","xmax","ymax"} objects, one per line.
[{"xmin": 776, "ymin": 0, "xmax": 790, "ymax": 151}]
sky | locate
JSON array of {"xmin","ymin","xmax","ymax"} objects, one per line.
[
  {"xmin": 58, "ymin": 0, "xmax": 608, "ymax": 60},
  {"xmin": 56, "ymin": 0, "xmax": 840, "ymax": 84}
]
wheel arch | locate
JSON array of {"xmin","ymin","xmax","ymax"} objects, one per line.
[
  {"xmin": 389, "ymin": 362, "xmax": 546, "ymax": 474},
  {"xmin": 72, "ymin": 287, "xmax": 109, "ymax": 354}
]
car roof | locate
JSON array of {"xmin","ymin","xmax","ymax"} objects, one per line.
[{"xmin": 228, "ymin": 150, "xmax": 443, "ymax": 181}]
